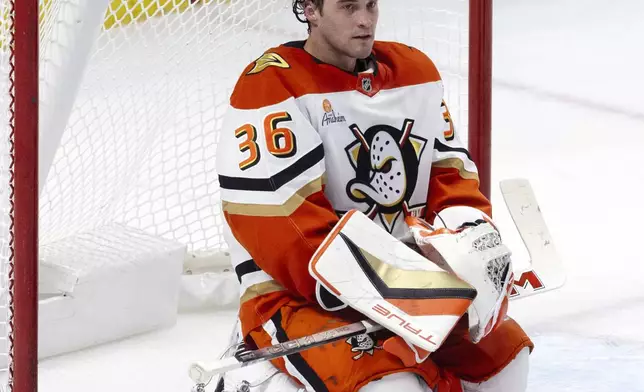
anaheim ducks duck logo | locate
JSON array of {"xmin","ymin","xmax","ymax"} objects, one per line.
[
  {"xmin": 346, "ymin": 333, "xmax": 382, "ymax": 360},
  {"xmin": 344, "ymin": 119, "xmax": 428, "ymax": 232}
]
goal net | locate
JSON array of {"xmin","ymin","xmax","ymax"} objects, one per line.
[
  {"xmin": 1, "ymin": 0, "xmax": 487, "ymax": 389},
  {"xmin": 38, "ymin": 0, "xmax": 470, "ymax": 257}
]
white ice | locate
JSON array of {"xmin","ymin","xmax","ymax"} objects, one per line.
[{"xmin": 36, "ymin": 0, "xmax": 644, "ymax": 391}]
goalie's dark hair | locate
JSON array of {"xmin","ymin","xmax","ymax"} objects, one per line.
[{"xmin": 292, "ymin": 0, "xmax": 325, "ymax": 33}]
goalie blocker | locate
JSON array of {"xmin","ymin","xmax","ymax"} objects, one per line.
[{"xmin": 309, "ymin": 210, "xmax": 474, "ymax": 357}]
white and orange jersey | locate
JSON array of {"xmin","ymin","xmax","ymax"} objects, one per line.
[{"xmin": 216, "ymin": 40, "xmax": 491, "ymax": 337}]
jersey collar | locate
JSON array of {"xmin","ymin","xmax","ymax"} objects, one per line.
[{"xmin": 283, "ymin": 40, "xmax": 379, "ymax": 76}]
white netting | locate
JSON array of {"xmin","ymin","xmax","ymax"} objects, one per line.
[{"xmin": 37, "ymin": 0, "xmax": 469, "ymax": 261}]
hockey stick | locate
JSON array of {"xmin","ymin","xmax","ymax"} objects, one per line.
[
  {"xmin": 189, "ymin": 279, "xmax": 537, "ymax": 388},
  {"xmin": 189, "ymin": 319, "xmax": 384, "ymax": 387},
  {"xmin": 190, "ymin": 179, "xmax": 565, "ymax": 388},
  {"xmin": 500, "ymin": 178, "xmax": 566, "ymax": 298}
]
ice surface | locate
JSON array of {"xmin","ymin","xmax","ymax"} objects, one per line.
[
  {"xmin": 34, "ymin": 0, "xmax": 644, "ymax": 391},
  {"xmin": 491, "ymin": 0, "xmax": 644, "ymax": 390}
]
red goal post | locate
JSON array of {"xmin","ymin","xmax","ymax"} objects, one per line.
[
  {"xmin": 468, "ymin": 0, "xmax": 493, "ymax": 199},
  {"xmin": 3, "ymin": 1, "xmax": 493, "ymax": 391},
  {"xmin": 8, "ymin": 0, "xmax": 39, "ymax": 391}
]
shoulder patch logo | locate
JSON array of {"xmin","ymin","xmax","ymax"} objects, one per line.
[{"xmin": 247, "ymin": 52, "xmax": 290, "ymax": 75}]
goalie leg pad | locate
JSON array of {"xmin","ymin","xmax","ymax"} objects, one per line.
[
  {"xmin": 358, "ymin": 372, "xmax": 432, "ymax": 392},
  {"xmin": 431, "ymin": 317, "xmax": 533, "ymax": 384},
  {"xmin": 461, "ymin": 347, "xmax": 530, "ymax": 392}
]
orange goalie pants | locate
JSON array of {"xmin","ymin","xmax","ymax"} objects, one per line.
[{"xmin": 247, "ymin": 299, "xmax": 534, "ymax": 392}]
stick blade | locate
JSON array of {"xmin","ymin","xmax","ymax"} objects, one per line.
[{"xmin": 500, "ymin": 178, "xmax": 566, "ymax": 298}]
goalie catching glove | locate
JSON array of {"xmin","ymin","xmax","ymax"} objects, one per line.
[{"xmin": 407, "ymin": 206, "xmax": 514, "ymax": 344}]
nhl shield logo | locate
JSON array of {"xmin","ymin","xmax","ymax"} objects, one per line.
[
  {"xmin": 361, "ymin": 78, "xmax": 372, "ymax": 93},
  {"xmin": 357, "ymin": 74, "xmax": 379, "ymax": 97}
]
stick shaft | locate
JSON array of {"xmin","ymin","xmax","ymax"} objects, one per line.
[{"xmin": 189, "ymin": 320, "xmax": 382, "ymax": 385}]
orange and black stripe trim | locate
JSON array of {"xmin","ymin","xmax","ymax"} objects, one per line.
[
  {"xmin": 219, "ymin": 144, "xmax": 324, "ymax": 192},
  {"xmin": 433, "ymin": 139, "xmax": 473, "ymax": 161},
  {"xmin": 235, "ymin": 259, "xmax": 261, "ymax": 282}
]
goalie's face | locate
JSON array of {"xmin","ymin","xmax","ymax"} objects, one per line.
[{"xmin": 307, "ymin": 0, "xmax": 379, "ymax": 62}]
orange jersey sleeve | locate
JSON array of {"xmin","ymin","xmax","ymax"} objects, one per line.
[{"xmin": 217, "ymin": 47, "xmax": 339, "ymax": 304}]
